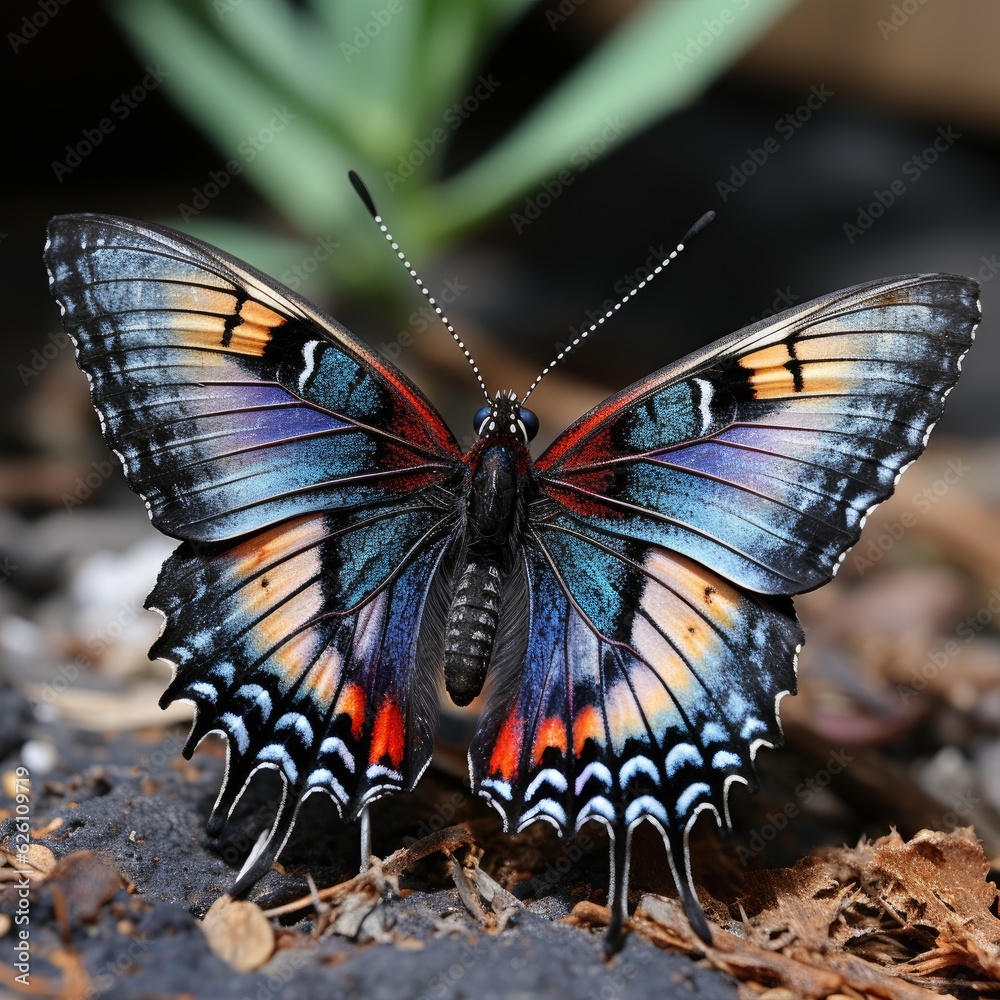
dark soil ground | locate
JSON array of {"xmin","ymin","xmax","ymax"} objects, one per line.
[
  {"xmin": 2, "ymin": 393, "xmax": 1000, "ymax": 1000},
  {"xmin": 0, "ymin": 708, "xmax": 736, "ymax": 999}
]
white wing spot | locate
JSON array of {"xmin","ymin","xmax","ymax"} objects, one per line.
[
  {"xmin": 693, "ymin": 378, "xmax": 714, "ymax": 434},
  {"xmin": 299, "ymin": 339, "xmax": 320, "ymax": 392}
]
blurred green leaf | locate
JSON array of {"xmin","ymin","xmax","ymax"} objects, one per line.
[
  {"xmin": 112, "ymin": 0, "xmax": 796, "ymax": 295},
  {"xmin": 429, "ymin": 0, "xmax": 797, "ymax": 237}
]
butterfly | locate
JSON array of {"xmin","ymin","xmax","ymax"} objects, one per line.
[{"xmin": 44, "ymin": 189, "xmax": 979, "ymax": 950}]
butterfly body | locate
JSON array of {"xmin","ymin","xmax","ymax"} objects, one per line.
[
  {"xmin": 443, "ymin": 413, "xmax": 533, "ymax": 706},
  {"xmin": 44, "ymin": 212, "xmax": 980, "ymax": 947}
]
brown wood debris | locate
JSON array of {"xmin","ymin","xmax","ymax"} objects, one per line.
[{"xmin": 618, "ymin": 827, "xmax": 1000, "ymax": 998}]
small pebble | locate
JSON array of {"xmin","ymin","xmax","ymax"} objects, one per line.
[{"xmin": 21, "ymin": 739, "xmax": 59, "ymax": 776}]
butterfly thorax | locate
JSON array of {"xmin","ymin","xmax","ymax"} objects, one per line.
[{"xmin": 443, "ymin": 395, "xmax": 534, "ymax": 707}]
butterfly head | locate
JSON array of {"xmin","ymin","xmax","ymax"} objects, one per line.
[{"xmin": 474, "ymin": 389, "xmax": 539, "ymax": 445}]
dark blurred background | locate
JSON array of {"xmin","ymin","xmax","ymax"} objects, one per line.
[
  {"xmin": 7, "ymin": 0, "xmax": 1000, "ymax": 461},
  {"xmin": 4, "ymin": 0, "xmax": 1000, "ymax": 932}
]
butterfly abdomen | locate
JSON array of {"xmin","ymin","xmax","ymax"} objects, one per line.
[
  {"xmin": 443, "ymin": 441, "xmax": 528, "ymax": 706},
  {"xmin": 443, "ymin": 560, "xmax": 503, "ymax": 706}
]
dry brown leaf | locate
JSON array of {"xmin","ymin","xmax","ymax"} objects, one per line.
[
  {"xmin": 31, "ymin": 817, "xmax": 62, "ymax": 839},
  {"xmin": 739, "ymin": 858, "xmax": 855, "ymax": 951},
  {"xmin": 202, "ymin": 895, "xmax": 275, "ymax": 972},
  {"xmin": 736, "ymin": 828, "xmax": 1000, "ymax": 986},
  {"xmin": 735, "ymin": 828, "xmax": 1000, "ymax": 990},
  {"xmin": 468, "ymin": 859, "xmax": 524, "ymax": 923},
  {"xmin": 866, "ymin": 827, "xmax": 1000, "ymax": 981},
  {"xmin": 633, "ymin": 895, "xmax": 931, "ymax": 1000},
  {"xmin": 0, "ymin": 842, "xmax": 57, "ymax": 880},
  {"xmin": 47, "ymin": 946, "xmax": 92, "ymax": 1000},
  {"xmin": 632, "ymin": 828, "xmax": 999, "ymax": 998},
  {"xmin": 46, "ymin": 851, "xmax": 125, "ymax": 923},
  {"xmin": 450, "ymin": 855, "xmax": 487, "ymax": 924},
  {"xmin": 1, "ymin": 770, "xmax": 25, "ymax": 799},
  {"xmin": 328, "ymin": 888, "xmax": 388, "ymax": 942},
  {"xmin": 448, "ymin": 849, "xmax": 524, "ymax": 934}
]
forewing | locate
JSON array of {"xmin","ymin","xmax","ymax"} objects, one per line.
[
  {"xmin": 44, "ymin": 214, "xmax": 463, "ymax": 542},
  {"xmin": 536, "ymin": 275, "xmax": 980, "ymax": 594}
]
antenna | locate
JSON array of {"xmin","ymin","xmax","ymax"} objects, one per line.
[
  {"xmin": 520, "ymin": 209, "xmax": 716, "ymax": 403},
  {"xmin": 348, "ymin": 171, "xmax": 490, "ymax": 403}
]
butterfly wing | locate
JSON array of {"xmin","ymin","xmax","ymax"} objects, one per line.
[
  {"xmin": 471, "ymin": 534, "xmax": 801, "ymax": 940},
  {"xmin": 148, "ymin": 509, "xmax": 453, "ymax": 889},
  {"xmin": 45, "ymin": 215, "xmax": 464, "ymax": 878},
  {"xmin": 471, "ymin": 274, "xmax": 979, "ymax": 937},
  {"xmin": 536, "ymin": 274, "xmax": 980, "ymax": 594},
  {"xmin": 44, "ymin": 214, "xmax": 463, "ymax": 542}
]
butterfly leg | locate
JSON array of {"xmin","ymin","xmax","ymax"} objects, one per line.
[
  {"xmin": 662, "ymin": 825, "xmax": 712, "ymax": 945},
  {"xmin": 359, "ymin": 805, "xmax": 372, "ymax": 874},
  {"xmin": 603, "ymin": 825, "xmax": 631, "ymax": 957},
  {"xmin": 230, "ymin": 781, "xmax": 300, "ymax": 896}
]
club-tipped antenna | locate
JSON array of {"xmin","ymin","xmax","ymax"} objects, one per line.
[
  {"xmin": 349, "ymin": 170, "xmax": 490, "ymax": 403},
  {"xmin": 520, "ymin": 209, "xmax": 716, "ymax": 404}
]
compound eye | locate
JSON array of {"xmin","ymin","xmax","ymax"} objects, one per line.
[
  {"xmin": 473, "ymin": 405, "xmax": 492, "ymax": 435},
  {"xmin": 518, "ymin": 407, "xmax": 539, "ymax": 441}
]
